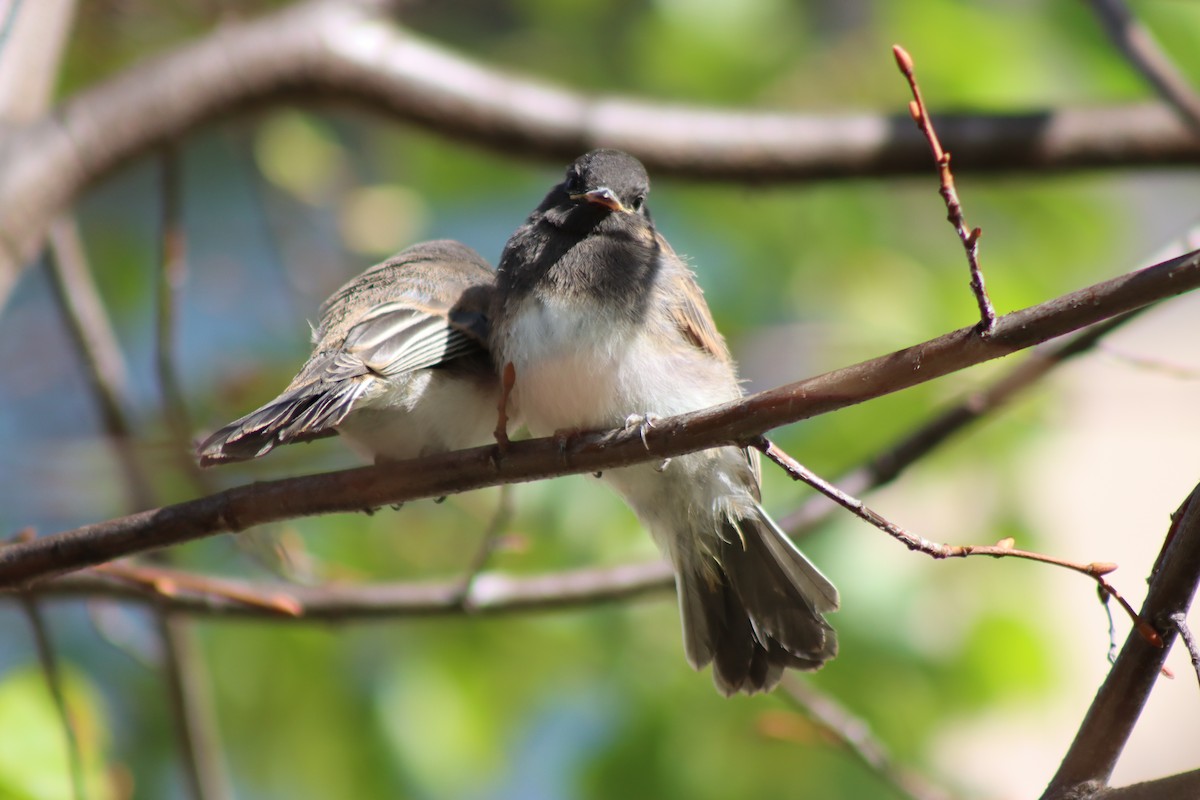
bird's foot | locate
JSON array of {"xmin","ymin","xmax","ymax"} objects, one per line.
[
  {"xmin": 552, "ymin": 427, "xmax": 583, "ymax": 466},
  {"xmin": 622, "ymin": 412, "xmax": 663, "ymax": 450}
]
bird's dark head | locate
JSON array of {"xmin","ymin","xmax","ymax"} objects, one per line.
[
  {"xmin": 540, "ymin": 149, "xmax": 652, "ymax": 230},
  {"xmin": 499, "ymin": 148, "xmax": 660, "ymax": 310},
  {"xmin": 563, "ymin": 149, "xmax": 650, "ymax": 215}
]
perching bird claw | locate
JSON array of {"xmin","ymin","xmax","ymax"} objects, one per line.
[{"xmin": 622, "ymin": 412, "xmax": 662, "ymax": 450}]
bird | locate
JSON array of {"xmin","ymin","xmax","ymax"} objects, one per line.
[
  {"xmin": 198, "ymin": 239, "xmax": 499, "ymax": 466},
  {"xmin": 490, "ymin": 149, "xmax": 838, "ymax": 695}
]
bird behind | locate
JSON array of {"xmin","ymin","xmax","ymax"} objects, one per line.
[{"xmin": 198, "ymin": 239, "xmax": 499, "ymax": 466}]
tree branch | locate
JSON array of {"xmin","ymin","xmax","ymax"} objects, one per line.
[
  {"xmin": 33, "ymin": 560, "xmax": 674, "ymax": 620},
  {"xmin": 2, "ymin": 0, "xmax": 1200, "ymax": 307},
  {"xmin": 1086, "ymin": 0, "xmax": 1200, "ymax": 136},
  {"xmin": 0, "ymin": 247, "xmax": 1197, "ymax": 589},
  {"xmin": 1041, "ymin": 484, "xmax": 1200, "ymax": 799}
]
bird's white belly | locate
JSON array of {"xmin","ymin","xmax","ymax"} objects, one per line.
[{"xmin": 503, "ymin": 299, "xmax": 733, "ymax": 437}]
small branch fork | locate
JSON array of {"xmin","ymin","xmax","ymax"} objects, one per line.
[
  {"xmin": 753, "ymin": 437, "xmax": 1161, "ymax": 648},
  {"xmin": 893, "ymin": 45, "xmax": 997, "ymax": 335}
]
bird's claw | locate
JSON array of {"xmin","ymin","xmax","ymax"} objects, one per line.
[{"xmin": 622, "ymin": 412, "xmax": 662, "ymax": 450}]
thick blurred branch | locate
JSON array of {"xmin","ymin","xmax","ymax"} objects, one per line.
[
  {"xmin": 2, "ymin": 247, "xmax": 1198, "ymax": 589},
  {"xmin": 1086, "ymin": 0, "xmax": 1200, "ymax": 136},
  {"xmin": 2, "ymin": 0, "xmax": 1200, "ymax": 308},
  {"xmin": 1041, "ymin": 484, "xmax": 1200, "ymax": 799}
]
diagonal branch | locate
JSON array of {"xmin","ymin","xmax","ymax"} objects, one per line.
[
  {"xmin": 1041, "ymin": 484, "xmax": 1200, "ymax": 799},
  {"xmin": 1086, "ymin": 0, "xmax": 1200, "ymax": 136},
  {"xmin": 1, "ymin": 247, "xmax": 1198, "ymax": 589}
]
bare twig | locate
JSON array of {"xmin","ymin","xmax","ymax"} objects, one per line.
[
  {"xmin": 779, "ymin": 676, "xmax": 954, "ymax": 800},
  {"xmin": 19, "ymin": 596, "xmax": 87, "ymax": 800},
  {"xmin": 2, "ymin": 247, "xmax": 1199, "ymax": 588},
  {"xmin": 1041, "ymin": 483, "xmax": 1200, "ymax": 799},
  {"xmin": 1170, "ymin": 612, "xmax": 1200, "ymax": 689},
  {"xmin": 93, "ymin": 562, "xmax": 304, "ymax": 616},
  {"xmin": 756, "ymin": 439, "xmax": 1158, "ymax": 645},
  {"xmin": 893, "ymin": 45, "xmax": 996, "ymax": 334},
  {"xmin": 3, "ymin": 2, "xmax": 1200, "ymax": 310},
  {"xmin": 1086, "ymin": 0, "xmax": 1200, "ymax": 136}
]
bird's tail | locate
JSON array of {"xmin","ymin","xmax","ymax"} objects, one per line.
[
  {"xmin": 197, "ymin": 356, "xmax": 371, "ymax": 466},
  {"xmin": 676, "ymin": 504, "xmax": 838, "ymax": 695}
]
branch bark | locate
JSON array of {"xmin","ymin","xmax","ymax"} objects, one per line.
[
  {"xmin": 34, "ymin": 561, "xmax": 674, "ymax": 620},
  {"xmin": 3, "ymin": 247, "xmax": 1198, "ymax": 590},
  {"xmin": 1041, "ymin": 485, "xmax": 1200, "ymax": 799},
  {"xmin": 2, "ymin": 0, "xmax": 1200, "ymax": 308}
]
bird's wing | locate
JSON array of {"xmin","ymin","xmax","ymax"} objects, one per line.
[
  {"xmin": 657, "ymin": 234, "xmax": 732, "ymax": 362},
  {"xmin": 342, "ymin": 299, "xmax": 485, "ymax": 377}
]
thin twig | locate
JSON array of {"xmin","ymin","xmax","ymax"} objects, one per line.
[
  {"xmin": 19, "ymin": 596, "xmax": 87, "ymax": 800},
  {"xmin": 779, "ymin": 676, "xmax": 954, "ymax": 800},
  {"xmin": 755, "ymin": 438, "xmax": 1160, "ymax": 646},
  {"xmin": 893, "ymin": 45, "xmax": 996, "ymax": 334},
  {"xmin": 1170, "ymin": 612, "xmax": 1200, "ymax": 689},
  {"xmin": 93, "ymin": 562, "xmax": 304, "ymax": 616},
  {"xmin": 1086, "ymin": 0, "xmax": 1200, "ymax": 137}
]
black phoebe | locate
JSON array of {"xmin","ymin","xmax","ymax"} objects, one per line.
[
  {"xmin": 198, "ymin": 239, "xmax": 498, "ymax": 465},
  {"xmin": 491, "ymin": 149, "xmax": 838, "ymax": 694}
]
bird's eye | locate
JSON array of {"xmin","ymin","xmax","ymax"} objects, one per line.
[
  {"xmin": 564, "ymin": 169, "xmax": 582, "ymax": 194},
  {"xmin": 631, "ymin": 193, "xmax": 646, "ymax": 212}
]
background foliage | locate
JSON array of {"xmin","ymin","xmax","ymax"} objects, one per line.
[{"xmin": 2, "ymin": 1, "xmax": 1200, "ymax": 798}]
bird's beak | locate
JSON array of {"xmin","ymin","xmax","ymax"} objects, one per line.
[{"xmin": 570, "ymin": 187, "xmax": 629, "ymax": 213}]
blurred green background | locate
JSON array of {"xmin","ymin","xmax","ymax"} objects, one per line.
[{"xmin": 3, "ymin": 1, "xmax": 1200, "ymax": 798}]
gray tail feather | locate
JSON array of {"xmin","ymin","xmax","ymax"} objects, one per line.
[
  {"xmin": 197, "ymin": 378, "xmax": 371, "ymax": 466},
  {"xmin": 678, "ymin": 506, "xmax": 838, "ymax": 695}
]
